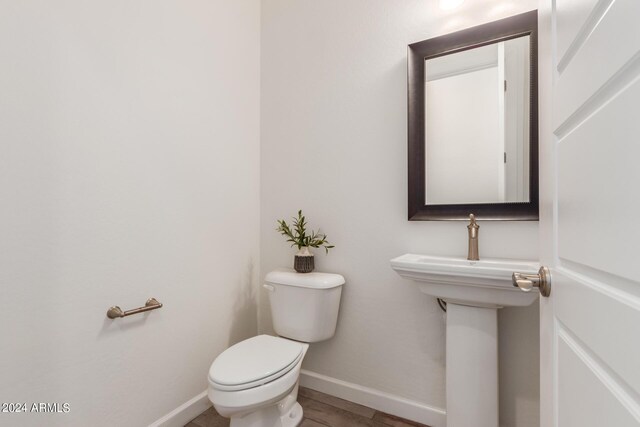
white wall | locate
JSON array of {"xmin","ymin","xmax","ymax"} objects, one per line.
[
  {"xmin": 261, "ymin": 1, "xmax": 539, "ymax": 426},
  {"xmin": 426, "ymin": 66, "xmax": 501, "ymax": 204},
  {"xmin": 0, "ymin": 1, "xmax": 260, "ymax": 426}
]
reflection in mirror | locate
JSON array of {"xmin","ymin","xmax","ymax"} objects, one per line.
[{"xmin": 425, "ymin": 35, "xmax": 530, "ymax": 205}]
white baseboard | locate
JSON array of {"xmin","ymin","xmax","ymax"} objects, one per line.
[
  {"xmin": 149, "ymin": 390, "xmax": 212, "ymax": 427},
  {"xmin": 299, "ymin": 369, "xmax": 446, "ymax": 427}
]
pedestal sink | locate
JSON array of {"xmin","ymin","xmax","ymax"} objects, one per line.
[{"xmin": 390, "ymin": 254, "xmax": 539, "ymax": 427}]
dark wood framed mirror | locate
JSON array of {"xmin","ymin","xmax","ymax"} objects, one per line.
[{"xmin": 408, "ymin": 10, "xmax": 538, "ymax": 221}]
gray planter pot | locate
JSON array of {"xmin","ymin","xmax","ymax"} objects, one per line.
[{"xmin": 294, "ymin": 255, "xmax": 314, "ymax": 273}]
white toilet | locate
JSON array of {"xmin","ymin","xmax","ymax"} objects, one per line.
[{"xmin": 207, "ymin": 268, "xmax": 345, "ymax": 427}]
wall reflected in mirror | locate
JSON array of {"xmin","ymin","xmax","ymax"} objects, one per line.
[{"xmin": 425, "ymin": 35, "xmax": 530, "ymax": 205}]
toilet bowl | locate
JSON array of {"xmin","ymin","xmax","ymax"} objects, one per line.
[
  {"xmin": 208, "ymin": 335, "xmax": 309, "ymax": 427},
  {"xmin": 207, "ymin": 269, "xmax": 345, "ymax": 427}
]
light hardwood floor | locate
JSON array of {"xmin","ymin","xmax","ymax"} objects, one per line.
[{"xmin": 185, "ymin": 387, "xmax": 431, "ymax": 427}]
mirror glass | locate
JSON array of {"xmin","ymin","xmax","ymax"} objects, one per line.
[{"xmin": 424, "ymin": 35, "xmax": 530, "ymax": 205}]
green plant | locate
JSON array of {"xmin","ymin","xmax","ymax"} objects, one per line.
[{"xmin": 276, "ymin": 210, "xmax": 334, "ymax": 254}]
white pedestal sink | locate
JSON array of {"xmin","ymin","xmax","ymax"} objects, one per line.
[{"xmin": 390, "ymin": 254, "xmax": 539, "ymax": 427}]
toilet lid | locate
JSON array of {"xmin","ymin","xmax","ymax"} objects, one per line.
[{"xmin": 209, "ymin": 335, "xmax": 304, "ymax": 391}]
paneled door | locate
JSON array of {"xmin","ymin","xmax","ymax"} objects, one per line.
[{"xmin": 538, "ymin": 0, "xmax": 640, "ymax": 426}]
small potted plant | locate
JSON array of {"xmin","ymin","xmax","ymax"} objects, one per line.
[{"xmin": 276, "ymin": 210, "xmax": 334, "ymax": 273}]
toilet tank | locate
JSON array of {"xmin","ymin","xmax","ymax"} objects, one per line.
[{"xmin": 264, "ymin": 268, "xmax": 345, "ymax": 343}]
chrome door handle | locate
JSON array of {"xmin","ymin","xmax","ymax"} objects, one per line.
[{"xmin": 512, "ymin": 266, "xmax": 551, "ymax": 297}]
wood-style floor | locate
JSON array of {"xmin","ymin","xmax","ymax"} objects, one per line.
[{"xmin": 185, "ymin": 387, "xmax": 431, "ymax": 427}]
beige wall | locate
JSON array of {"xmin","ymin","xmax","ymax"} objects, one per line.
[{"xmin": 260, "ymin": 1, "xmax": 539, "ymax": 426}]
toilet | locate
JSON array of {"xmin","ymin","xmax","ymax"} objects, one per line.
[{"xmin": 207, "ymin": 268, "xmax": 345, "ymax": 427}]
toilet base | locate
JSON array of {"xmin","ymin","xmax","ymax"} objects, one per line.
[
  {"xmin": 227, "ymin": 400, "xmax": 303, "ymax": 427},
  {"xmin": 280, "ymin": 402, "xmax": 303, "ymax": 427},
  {"xmin": 216, "ymin": 382, "xmax": 303, "ymax": 427}
]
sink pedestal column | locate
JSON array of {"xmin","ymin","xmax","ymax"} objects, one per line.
[{"xmin": 445, "ymin": 303, "xmax": 498, "ymax": 427}]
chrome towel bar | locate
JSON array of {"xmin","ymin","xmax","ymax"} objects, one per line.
[{"xmin": 107, "ymin": 298, "xmax": 163, "ymax": 319}]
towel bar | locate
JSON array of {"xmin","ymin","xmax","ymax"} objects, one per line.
[{"xmin": 106, "ymin": 298, "xmax": 162, "ymax": 319}]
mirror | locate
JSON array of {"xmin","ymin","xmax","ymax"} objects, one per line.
[{"xmin": 408, "ymin": 11, "xmax": 538, "ymax": 220}]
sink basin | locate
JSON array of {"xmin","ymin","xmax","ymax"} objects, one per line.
[{"xmin": 390, "ymin": 253, "xmax": 539, "ymax": 308}]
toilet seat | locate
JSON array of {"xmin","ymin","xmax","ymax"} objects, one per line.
[{"xmin": 209, "ymin": 335, "xmax": 304, "ymax": 392}]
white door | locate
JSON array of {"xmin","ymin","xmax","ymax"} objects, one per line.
[{"xmin": 537, "ymin": 0, "xmax": 640, "ymax": 426}]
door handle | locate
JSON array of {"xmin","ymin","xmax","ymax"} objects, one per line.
[{"xmin": 512, "ymin": 266, "xmax": 551, "ymax": 297}]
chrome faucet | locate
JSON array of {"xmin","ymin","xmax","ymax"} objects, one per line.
[{"xmin": 467, "ymin": 214, "xmax": 479, "ymax": 261}]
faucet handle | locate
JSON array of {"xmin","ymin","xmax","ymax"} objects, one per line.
[{"xmin": 468, "ymin": 213, "xmax": 478, "ymax": 228}]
